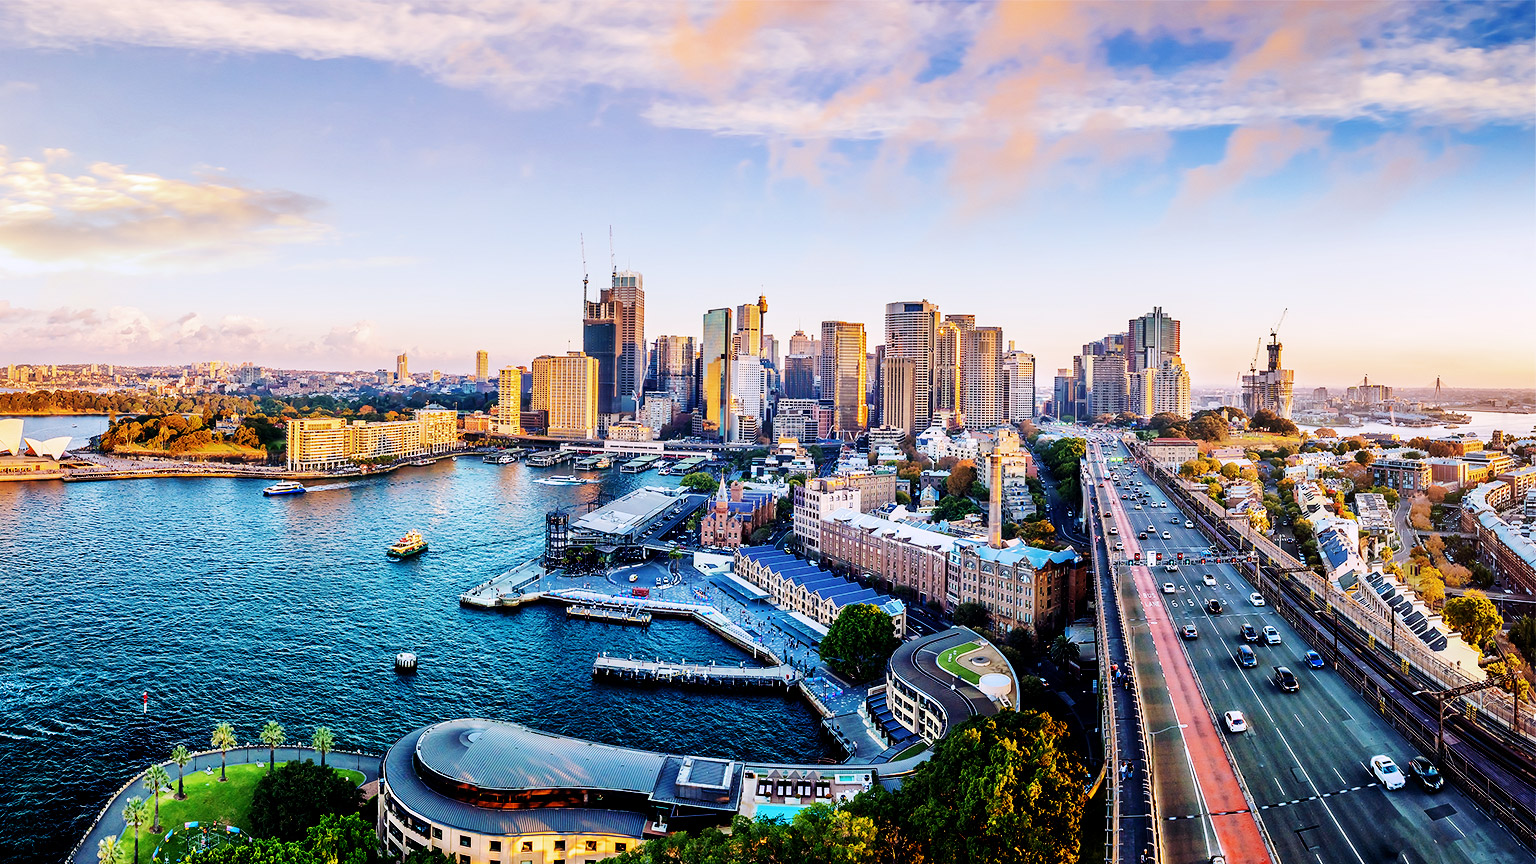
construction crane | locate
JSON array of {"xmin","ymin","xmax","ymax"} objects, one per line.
[
  {"xmin": 579, "ymin": 234, "xmax": 589, "ymax": 300},
  {"xmin": 1270, "ymin": 307, "xmax": 1288, "ymax": 342}
]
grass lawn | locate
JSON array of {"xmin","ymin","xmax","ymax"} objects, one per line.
[
  {"xmin": 936, "ymin": 641, "xmax": 984, "ymax": 684},
  {"xmin": 1201, "ymin": 433, "xmax": 1302, "ymax": 453},
  {"xmin": 893, "ymin": 741, "xmax": 930, "ymax": 760},
  {"xmin": 117, "ymin": 762, "xmax": 364, "ymax": 864}
]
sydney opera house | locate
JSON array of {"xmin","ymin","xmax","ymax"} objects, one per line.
[{"xmin": 0, "ymin": 419, "xmax": 73, "ymax": 478}]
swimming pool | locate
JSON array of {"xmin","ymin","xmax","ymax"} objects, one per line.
[{"xmin": 755, "ymin": 802, "xmax": 813, "ymax": 821}]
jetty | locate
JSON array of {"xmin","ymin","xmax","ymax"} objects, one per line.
[
  {"xmin": 459, "ymin": 560, "xmax": 548, "ymax": 608},
  {"xmin": 526, "ymin": 450, "xmax": 576, "ymax": 467},
  {"xmin": 593, "ymin": 655, "xmax": 801, "ymax": 689},
  {"xmin": 567, "ymin": 604, "xmax": 651, "ymax": 626},
  {"xmin": 619, "ymin": 454, "xmax": 661, "ymax": 473}
]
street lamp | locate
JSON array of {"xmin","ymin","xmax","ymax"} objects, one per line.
[{"xmin": 1149, "ymin": 723, "xmax": 1188, "ymax": 736}]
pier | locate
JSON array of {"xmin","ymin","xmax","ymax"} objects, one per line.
[
  {"xmin": 593, "ymin": 654, "xmax": 801, "ymax": 689},
  {"xmin": 459, "ymin": 560, "xmax": 549, "ymax": 608},
  {"xmin": 526, "ymin": 450, "xmax": 576, "ymax": 467},
  {"xmin": 567, "ymin": 604, "xmax": 651, "ymax": 626},
  {"xmin": 619, "ymin": 454, "xmax": 661, "ymax": 473}
]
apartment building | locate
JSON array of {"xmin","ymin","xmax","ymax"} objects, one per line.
[{"xmin": 286, "ymin": 407, "xmax": 457, "ymax": 471}]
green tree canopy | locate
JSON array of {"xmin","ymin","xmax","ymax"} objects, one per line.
[
  {"xmin": 249, "ymin": 759, "xmax": 362, "ymax": 842},
  {"xmin": 818, "ymin": 604, "xmax": 901, "ymax": 684},
  {"xmin": 198, "ymin": 814, "xmax": 382, "ymax": 864},
  {"xmin": 678, "ymin": 472, "xmax": 719, "ymax": 494},
  {"xmin": 952, "ymin": 601, "xmax": 990, "ymax": 629},
  {"xmin": 1442, "ymin": 591, "xmax": 1503, "ymax": 649}
]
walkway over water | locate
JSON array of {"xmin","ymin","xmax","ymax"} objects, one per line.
[{"xmin": 593, "ymin": 655, "xmax": 801, "ymax": 688}]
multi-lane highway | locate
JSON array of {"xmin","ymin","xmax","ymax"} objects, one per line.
[{"xmin": 1082, "ymin": 432, "xmax": 1532, "ymax": 864}]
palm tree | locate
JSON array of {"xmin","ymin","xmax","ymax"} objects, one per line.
[
  {"xmin": 1049, "ymin": 634, "xmax": 1081, "ymax": 669},
  {"xmin": 211, "ymin": 722, "xmax": 237, "ymax": 782},
  {"xmin": 96, "ymin": 836, "xmax": 125, "ymax": 864},
  {"xmin": 170, "ymin": 745, "xmax": 192, "ymax": 800},
  {"xmin": 122, "ymin": 796, "xmax": 149, "ymax": 864},
  {"xmin": 260, "ymin": 720, "xmax": 286, "ymax": 770},
  {"xmin": 311, "ymin": 726, "xmax": 335, "ymax": 769},
  {"xmin": 143, "ymin": 764, "xmax": 171, "ymax": 833}
]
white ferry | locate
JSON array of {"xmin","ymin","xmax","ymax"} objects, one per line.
[
  {"xmin": 534, "ymin": 475, "xmax": 589, "ymax": 486},
  {"xmin": 262, "ymin": 481, "xmax": 307, "ymax": 497}
]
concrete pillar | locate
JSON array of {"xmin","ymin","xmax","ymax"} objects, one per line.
[{"xmin": 989, "ymin": 453, "xmax": 1004, "ymax": 549}]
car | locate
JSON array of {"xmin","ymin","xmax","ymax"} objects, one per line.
[
  {"xmin": 1135, "ymin": 504, "xmax": 1143, "ymax": 510},
  {"xmin": 1185, "ymin": 520, "xmax": 1194, "ymax": 529},
  {"xmin": 1139, "ymin": 532, "xmax": 1148, "ymax": 539},
  {"xmin": 1371, "ymin": 755, "xmax": 1406, "ymax": 790},
  {"xmin": 1249, "ymin": 592, "xmax": 1266, "ymax": 607},
  {"xmin": 1408, "ymin": 757, "xmax": 1444, "ymax": 792},
  {"xmin": 1163, "ymin": 582, "xmax": 1177, "ymax": 594},
  {"xmin": 1147, "ymin": 525, "xmax": 1156, "ymax": 533},
  {"xmin": 1181, "ymin": 624, "xmax": 1198, "ymax": 639},
  {"xmin": 1165, "ymin": 563, "xmax": 1179, "ymax": 572},
  {"xmin": 1207, "ymin": 598, "xmax": 1225, "ymax": 614},
  {"xmin": 1223, "ymin": 710, "xmax": 1247, "ymax": 733},
  {"xmin": 1162, "ymin": 531, "xmax": 1171, "ymax": 539},
  {"xmin": 1304, "ymin": 650, "xmax": 1325, "ymax": 669},
  {"xmin": 1273, "ymin": 666, "xmax": 1300, "ymax": 692},
  {"xmin": 1110, "ymin": 527, "xmax": 1119, "ymax": 534},
  {"xmin": 1203, "ymin": 573, "xmax": 1217, "ymax": 586},
  {"xmin": 1263, "ymin": 626, "xmax": 1281, "ymax": 645},
  {"xmin": 1115, "ymin": 542, "xmax": 1123, "ymax": 550},
  {"xmin": 1121, "ymin": 494, "xmax": 1128, "ymax": 499},
  {"xmin": 1235, "ymin": 644, "xmax": 1256, "ymax": 666},
  {"xmin": 1171, "ymin": 517, "xmax": 1181, "ymax": 524},
  {"xmin": 1241, "ymin": 624, "xmax": 1259, "ymax": 642}
]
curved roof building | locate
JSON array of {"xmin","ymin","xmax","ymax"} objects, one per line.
[
  {"xmin": 24, "ymin": 436, "xmax": 72, "ymax": 460},
  {"xmin": 0, "ymin": 419, "xmax": 21, "ymax": 457}
]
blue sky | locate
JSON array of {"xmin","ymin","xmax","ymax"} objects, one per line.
[{"xmin": 0, "ymin": 1, "xmax": 1531, "ymax": 389}]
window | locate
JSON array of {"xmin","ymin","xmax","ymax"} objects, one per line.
[
  {"xmin": 554, "ymin": 840, "xmax": 566, "ymax": 851},
  {"xmin": 432, "ymin": 828, "xmax": 443, "ymax": 840},
  {"xmin": 616, "ymin": 843, "xmax": 628, "ymax": 852},
  {"xmin": 489, "ymin": 841, "xmax": 502, "ymax": 852},
  {"xmin": 459, "ymin": 856, "xmax": 470, "ymax": 864},
  {"xmin": 521, "ymin": 842, "xmax": 532, "ymax": 852},
  {"xmin": 586, "ymin": 840, "xmax": 599, "ymax": 851},
  {"xmin": 460, "ymin": 836, "xmax": 472, "ymax": 848}
]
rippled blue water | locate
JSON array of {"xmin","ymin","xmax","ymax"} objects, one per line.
[{"xmin": 0, "ymin": 457, "xmax": 827, "ymax": 861}]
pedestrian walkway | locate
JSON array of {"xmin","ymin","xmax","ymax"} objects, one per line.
[{"xmin": 70, "ymin": 745, "xmax": 380, "ymax": 864}]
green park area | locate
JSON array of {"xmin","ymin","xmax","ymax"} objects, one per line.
[
  {"xmin": 117, "ymin": 763, "xmax": 364, "ymax": 864},
  {"xmin": 112, "ymin": 442, "xmax": 266, "ymax": 459},
  {"xmin": 936, "ymin": 641, "xmax": 984, "ymax": 684}
]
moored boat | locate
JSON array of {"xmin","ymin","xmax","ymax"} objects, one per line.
[
  {"xmin": 387, "ymin": 530, "xmax": 428, "ymax": 559},
  {"xmin": 534, "ymin": 475, "xmax": 589, "ymax": 486},
  {"xmin": 263, "ymin": 481, "xmax": 307, "ymax": 496}
]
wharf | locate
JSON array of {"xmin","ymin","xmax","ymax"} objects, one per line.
[
  {"xmin": 619, "ymin": 454, "xmax": 661, "ymax": 473},
  {"xmin": 567, "ymin": 604, "xmax": 651, "ymax": 626},
  {"xmin": 526, "ymin": 450, "xmax": 576, "ymax": 467},
  {"xmin": 593, "ymin": 654, "xmax": 800, "ymax": 689},
  {"xmin": 459, "ymin": 560, "xmax": 549, "ymax": 608}
]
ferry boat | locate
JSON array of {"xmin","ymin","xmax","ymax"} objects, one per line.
[
  {"xmin": 387, "ymin": 530, "xmax": 428, "ymax": 559},
  {"xmin": 483, "ymin": 451, "xmax": 518, "ymax": 464},
  {"xmin": 534, "ymin": 475, "xmax": 589, "ymax": 486},
  {"xmin": 262, "ymin": 481, "xmax": 307, "ymax": 496}
]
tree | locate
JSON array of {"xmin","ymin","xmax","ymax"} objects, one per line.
[
  {"xmin": 402, "ymin": 851, "xmax": 455, "ymax": 864},
  {"xmin": 1219, "ymin": 462, "xmax": 1240, "ymax": 480},
  {"xmin": 1189, "ymin": 414, "xmax": 1228, "ymax": 442},
  {"xmin": 947, "ymin": 460, "xmax": 978, "ymax": 498},
  {"xmin": 262, "ymin": 720, "xmax": 287, "ymax": 770},
  {"xmin": 122, "ymin": 796, "xmax": 149, "ymax": 864},
  {"xmin": 311, "ymin": 727, "xmax": 336, "ymax": 769},
  {"xmin": 144, "ymin": 763, "xmax": 171, "ymax": 833},
  {"xmin": 818, "ymin": 604, "xmax": 901, "ymax": 684},
  {"xmin": 1315, "ymin": 427, "xmax": 1338, "ymax": 438},
  {"xmin": 171, "ymin": 745, "xmax": 193, "ymax": 800},
  {"xmin": 1442, "ymin": 591, "xmax": 1503, "ymax": 650},
  {"xmin": 250, "ymin": 759, "xmax": 362, "ymax": 842},
  {"xmin": 97, "ymin": 836, "xmax": 126, "ymax": 864},
  {"xmin": 212, "ymin": 722, "xmax": 237, "ymax": 782},
  {"xmin": 850, "ymin": 710, "xmax": 1086, "ymax": 864},
  {"xmin": 305, "ymin": 813, "xmax": 385, "ymax": 864},
  {"xmin": 952, "ymin": 601, "xmax": 990, "ymax": 629},
  {"xmin": 678, "ymin": 471, "xmax": 718, "ymax": 494},
  {"xmin": 1355, "ymin": 449, "xmax": 1376, "ymax": 466},
  {"xmin": 1022, "ymin": 519, "xmax": 1056, "ymax": 549},
  {"xmin": 1412, "ymin": 566, "xmax": 1445, "ymax": 607},
  {"xmin": 1510, "ymin": 615, "xmax": 1536, "ymax": 666},
  {"xmin": 1048, "ymin": 635, "xmax": 1080, "ymax": 669},
  {"xmin": 749, "ymin": 526, "xmax": 773, "ymax": 545}
]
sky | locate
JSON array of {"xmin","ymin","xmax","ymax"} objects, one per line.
[{"xmin": 0, "ymin": 0, "xmax": 1532, "ymax": 389}]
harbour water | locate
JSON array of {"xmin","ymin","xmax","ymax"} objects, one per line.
[
  {"xmin": 0, "ymin": 458, "xmax": 828, "ymax": 862},
  {"xmin": 1295, "ymin": 409, "xmax": 1536, "ymax": 442}
]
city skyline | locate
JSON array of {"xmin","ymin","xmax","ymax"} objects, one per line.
[{"xmin": 0, "ymin": 2, "xmax": 1532, "ymax": 387}]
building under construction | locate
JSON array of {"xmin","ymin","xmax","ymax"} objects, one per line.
[{"xmin": 1242, "ymin": 334, "xmax": 1295, "ymax": 420}]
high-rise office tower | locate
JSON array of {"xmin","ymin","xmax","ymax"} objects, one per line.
[
  {"xmin": 1002, "ymin": 344, "xmax": 1035, "ymax": 422},
  {"xmin": 1087, "ymin": 354, "xmax": 1128, "ymax": 418},
  {"xmin": 735, "ymin": 296, "xmax": 767, "ymax": 358},
  {"xmin": 820, "ymin": 321, "xmax": 867, "ymax": 434},
  {"xmin": 788, "ymin": 330, "xmax": 816, "ymax": 358},
  {"xmin": 869, "ymin": 344, "xmax": 884, "ymax": 426},
  {"xmin": 733, "ymin": 357, "xmax": 769, "ymax": 437},
  {"xmin": 475, "ymin": 350, "xmax": 489, "ymax": 383},
  {"xmin": 532, "ymin": 351, "xmax": 598, "ymax": 439},
  {"xmin": 1052, "ymin": 369, "xmax": 1071, "ymax": 419},
  {"xmin": 652, "ymin": 335, "xmax": 697, "ymax": 413},
  {"xmin": 702, "ymin": 308, "xmax": 734, "ymax": 441},
  {"xmin": 395, "ymin": 353, "xmax": 409, "ymax": 384},
  {"xmin": 960, "ymin": 326, "xmax": 1005, "ymax": 428},
  {"xmin": 496, "ymin": 366, "xmax": 523, "ymax": 434},
  {"xmin": 884, "ymin": 300, "xmax": 940, "ymax": 431},
  {"xmin": 933, "ymin": 318, "xmax": 965, "ymax": 419},
  {"xmin": 880, "ymin": 357, "xmax": 918, "ymax": 436},
  {"xmin": 784, "ymin": 355, "xmax": 817, "ymax": 400},
  {"xmin": 1127, "ymin": 307, "xmax": 1180, "ymax": 375},
  {"xmin": 583, "ymin": 269, "xmax": 646, "ymax": 415},
  {"xmin": 1154, "ymin": 356, "xmax": 1192, "ymax": 418}
]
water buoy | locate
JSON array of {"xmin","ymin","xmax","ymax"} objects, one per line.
[{"xmin": 395, "ymin": 652, "xmax": 418, "ymax": 673}]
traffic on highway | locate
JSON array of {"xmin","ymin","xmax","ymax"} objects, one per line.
[{"xmin": 1071, "ymin": 427, "xmax": 1532, "ymax": 864}]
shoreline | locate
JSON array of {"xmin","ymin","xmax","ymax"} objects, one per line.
[{"xmin": 5, "ymin": 449, "xmax": 483, "ymax": 484}]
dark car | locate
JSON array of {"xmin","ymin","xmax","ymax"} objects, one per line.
[
  {"xmin": 1241, "ymin": 624, "xmax": 1259, "ymax": 642},
  {"xmin": 1206, "ymin": 598, "xmax": 1223, "ymax": 614},
  {"xmin": 1273, "ymin": 666, "xmax": 1300, "ymax": 692},
  {"xmin": 1408, "ymin": 757, "xmax": 1444, "ymax": 792},
  {"xmin": 1305, "ymin": 650, "xmax": 1325, "ymax": 669},
  {"xmin": 1236, "ymin": 645, "xmax": 1257, "ymax": 667}
]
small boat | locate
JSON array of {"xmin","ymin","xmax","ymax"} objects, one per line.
[
  {"xmin": 534, "ymin": 475, "xmax": 589, "ymax": 486},
  {"xmin": 263, "ymin": 481, "xmax": 307, "ymax": 496},
  {"xmin": 410, "ymin": 458, "xmax": 435, "ymax": 467},
  {"xmin": 387, "ymin": 530, "xmax": 428, "ymax": 559}
]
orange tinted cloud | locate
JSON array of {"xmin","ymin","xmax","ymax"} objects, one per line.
[{"xmin": 1173, "ymin": 123, "xmax": 1328, "ymax": 209}]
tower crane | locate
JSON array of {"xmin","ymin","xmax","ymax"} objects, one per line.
[{"xmin": 1269, "ymin": 307, "xmax": 1287, "ymax": 343}]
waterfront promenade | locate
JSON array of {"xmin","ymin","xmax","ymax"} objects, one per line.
[{"xmin": 69, "ymin": 746, "xmax": 379, "ymax": 864}]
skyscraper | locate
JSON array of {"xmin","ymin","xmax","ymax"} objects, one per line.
[
  {"xmin": 1127, "ymin": 307, "xmax": 1180, "ymax": 375},
  {"xmin": 395, "ymin": 353, "xmax": 409, "ymax": 384},
  {"xmin": 1002, "ymin": 345, "xmax": 1035, "ymax": 422},
  {"xmin": 583, "ymin": 269, "xmax": 646, "ymax": 415},
  {"xmin": 496, "ymin": 366, "xmax": 523, "ymax": 434},
  {"xmin": 702, "ymin": 308, "xmax": 734, "ymax": 442},
  {"xmin": 880, "ymin": 357, "xmax": 918, "ymax": 436},
  {"xmin": 960, "ymin": 326, "xmax": 1005, "ymax": 428},
  {"xmin": 652, "ymin": 335, "xmax": 697, "ymax": 412},
  {"xmin": 788, "ymin": 330, "xmax": 816, "ymax": 358},
  {"xmin": 475, "ymin": 350, "xmax": 489, "ymax": 383},
  {"xmin": 735, "ymin": 296, "xmax": 767, "ymax": 358},
  {"xmin": 1154, "ymin": 356, "xmax": 1192, "ymax": 418},
  {"xmin": 784, "ymin": 355, "xmax": 817, "ymax": 400},
  {"xmin": 884, "ymin": 300, "xmax": 940, "ymax": 431},
  {"xmin": 933, "ymin": 318, "xmax": 965, "ymax": 420},
  {"xmin": 532, "ymin": 352, "xmax": 598, "ymax": 439},
  {"xmin": 820, "ymin": 321, "xmax": 867, "ymax": 434},
  {"xmin": 1243, "ymin": 336, "xmax": 1295, "ymax": 419},
  {"xmin": 1087, "ymin": 354, "xmax": 1128, "ymax": 418}
]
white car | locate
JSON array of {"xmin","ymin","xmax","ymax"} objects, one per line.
[
  {"xmin": 1165, "ymin": 563, "xmax": 1179, "ymax": 573},
  {"xmin": 1202, "ymin": 574, "xmax": 1217, "ymax": 586},
  {"xmin": 1249, "ymin": 592, "xmax": 1266, "ymax": 607},
  {"xmin": 1163, "ymin": 582, "xmax": 1177, "ymax": 594},
  {"xmin": 1135, "ymin": 504, "xmax": 1143, "ymax": 510},
  {"xmin": 1162, "ymin": 531, "xmax": 1171, "ymax": 539},
  {"xmin": 1109, "ymin": 527, "xmax": 1119, "ymax": 534},
  {"xmin": 1263, "ymin": 626, "xmax": 1281, "ymax": 645},
  {"xmin": 1223, "ymin": 711, "xmax": 1247, "ymax": 733},
  {"xmin": 1371, "ymin": 755, "xmax": 1407, "ymax": 790},
  {"xmin": 1185, "ymin": 520, "xmax": 1194, "ymax": 529}
]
